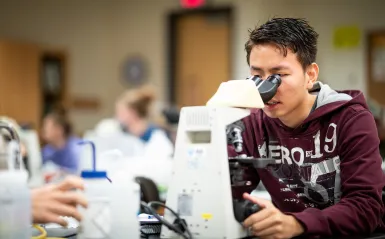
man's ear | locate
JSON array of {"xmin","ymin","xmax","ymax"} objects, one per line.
[{"xmin": 305, "ymin": 63, "xmax": 319, "ymax": 89}]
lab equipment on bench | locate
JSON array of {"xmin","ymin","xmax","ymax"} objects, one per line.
[
  {"xmin": 160, "ymin": 76, "xmax": 281, "ymax": 239},
  {"xmin": 77, "ymin": 140, "xmax": 113, "ymax": 239},
  {"xmin": 77, "ymin": 140, "xmax": 141, "ymax": 239},
  {"xmin": 0, "ymin": 119, "xmax": 31, "ymax": 239},
  {"xmin": 110, "ymin": 170, "xmax": 141, "ymax": 239},
  {"xmin": 19, "ymin": 129, "xmax": 44, "ymax": 187}
]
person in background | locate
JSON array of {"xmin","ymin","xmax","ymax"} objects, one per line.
[
  {"xmin": 41, "ymin": 110, "xmax": 81, "ymax": 175},
  {"xmin": 116, "ymin": 85, "xmax": 174, "ymax": 158}
]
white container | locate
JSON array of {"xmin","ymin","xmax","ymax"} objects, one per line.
[
  {"xmin": 77, "ymin": 140, "xmax": 113, "ymax": 239},
  {"xmin": 78, "ymin": 175, "xmax": 112, "ymax": 239},
  {"xmin": 0, "ymin": 171, "xmax": 31, "ymax": 239},
  {"xmin": 0, "ymin": 139, "xmax": 31, "ymax": 239},
  {"xmin": 110, "ymin": 172, "xmax": 141, "ymax": 239}
]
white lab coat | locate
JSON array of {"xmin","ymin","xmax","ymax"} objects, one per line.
[
  {"xmin": 81, "ymin": 123, "xmax": 174, "ymax": 199},
  {"xmin": 143, "ymin": 129, "xmax": 174, "ymax": 159}
]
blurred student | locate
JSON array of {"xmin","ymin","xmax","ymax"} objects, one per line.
[
  {"xmin": 41, "ymin": 111, "xmax": 80, "ymax": 174},
  {"xmin": 116, "ymin": 85, "xmax": 174, "ymax": 158}
]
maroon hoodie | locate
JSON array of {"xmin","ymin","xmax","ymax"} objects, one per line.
[{"xmin": 228, "ymin": 82, "xmax": 385, "ymax": 237}]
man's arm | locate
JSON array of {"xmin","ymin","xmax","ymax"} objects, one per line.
[{"xmin": 290, "ymin": 110, "xmax": 385, "ymax": 236}]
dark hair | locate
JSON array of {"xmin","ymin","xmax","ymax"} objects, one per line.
[
  {"xmin": 118, "ymin": 84, "xmax": 156, "ymax": 119},
  {"xmin": 245, "ymin": 18, "xmax": 319, "ymax": 69},
  {"xmin": 46, "ymin": 108, "xmax": 72, "ymax": 137}
]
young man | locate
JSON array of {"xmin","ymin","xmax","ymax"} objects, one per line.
[{"xmin": 229, "ymin": 18, "xmax": 385, "ymax": 238}]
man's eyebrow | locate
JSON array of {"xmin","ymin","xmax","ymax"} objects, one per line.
[
  {"xmin": 271, "ymin": 66, "xmax": 291, "ymax": 71},
  {"xmin": 250, "ymin": 66, "xmax": 263, "ymax": 71},
  {"xmin": 250, "ymin": 65, "xmax": 291, "ymax": 72}
]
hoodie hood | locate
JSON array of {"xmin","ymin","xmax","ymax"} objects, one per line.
[
  {"xmin": 310, "ymin": 82, "xmax": 352, "ymax": 109},
  {"xmin": 271, "ymin": 81, "xmax": 369, "ymax": 132},
  {"xmin": 305, "ymin": 81, "xmax": 369, "ymax": 122}
]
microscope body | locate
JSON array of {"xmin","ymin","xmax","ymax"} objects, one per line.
[
  {"xmin": 162, "ymin": 76, "xmax": 281, "ymax": 238},
  {"xmin": 162, "ymin": 106, "xmax": 252, "ymax": 239},
  {"xmin": 0, "ymin": 119, "xmax": 22, "ymax": 170}
]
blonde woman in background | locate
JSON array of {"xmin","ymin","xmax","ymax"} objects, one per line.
[{"xmin": 116, "ymin": 85, "xmax": 174, "ymax": 158}]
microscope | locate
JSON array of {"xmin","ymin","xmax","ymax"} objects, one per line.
[
  {"xmin": 161, "ymin": 75, "xmax": 281, "ymax": 239},
  {"xmin": 0, "ymin": 119, "xmax": 22, "ymax": 170}
]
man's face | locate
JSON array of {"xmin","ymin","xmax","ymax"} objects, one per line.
[
  {"xmin": 115, "ymin": 102, "xmax": 127, "ymax": 124},
  {"xmin": 249, "ymin": 43, "xmax": 314, "ymax": 120},
  {"xmin": 42, "ymin": 117, "xmax": 62, "ymax": 143},
  {"xmin": 115, "ymin": 102, "xmax": 136, "ymax": 127}
]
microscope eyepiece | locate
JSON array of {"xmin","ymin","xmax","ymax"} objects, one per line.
[
  {"xmin": 266, "ymin": 74, "xmax": 282, "ymax": 85},
  {"xmin": 248, "ymin": 74, "xmax": 282, "ymax": 104}
]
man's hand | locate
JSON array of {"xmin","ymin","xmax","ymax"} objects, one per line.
[
  {"xmin": 31, "ymin": 176, "xmax": 88, "ymax": 226},
  {"xmin": 243, "ymin": 193, "xmax": 304, "ymax": 239}
]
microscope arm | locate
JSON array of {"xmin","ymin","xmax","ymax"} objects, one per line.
[
  {"xmin": 162, "ymin": 75, "xmax": 283, "ymax": 238},
  {"xmin": 235, "ymin": 157, "xmax": 277, "ymax": 168},
  {"xmin": 229, "ymin": 157, "xmax": 276, "ymax": 197},
  {"xmin": 229, "ymin": 156, "xmax": 277, "ymax": 223}
]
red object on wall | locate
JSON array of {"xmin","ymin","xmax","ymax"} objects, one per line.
[{"xmin": 181, "ymin": 0, "xmax": 206, "ymax": 9}]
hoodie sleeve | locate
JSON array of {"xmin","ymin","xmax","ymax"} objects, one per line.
[{"xmin": 290, "ymin": 110, "xmax": 385, "ymax": 236}]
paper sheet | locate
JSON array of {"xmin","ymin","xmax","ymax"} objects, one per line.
[{"xmin": 333, "ymin": 26, "xmax": 361, "ymax": 49}]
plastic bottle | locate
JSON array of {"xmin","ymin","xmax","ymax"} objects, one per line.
[
  {"xmin": 0, "ymin": 138, "xmax": 31, "ymax": 239},
  {"xmin": 110, "ymin": 170, "xmax": 140, "ymax": 239},
  {"xmin": 77, "ymin": 140, "xmax": 113, "ymax": 239}
]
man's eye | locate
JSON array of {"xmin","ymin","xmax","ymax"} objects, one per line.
[{"xmin": 278, "ymin": 74, "xmax": 289, "ymax": 77}]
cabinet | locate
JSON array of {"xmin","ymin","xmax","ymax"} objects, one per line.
[
  {"xmin": 0, "ymin": 41, "xmax": 41, "ymax": 129},
  {"xmin": 0, "ymin": 40, "xmax": 67, "ymax": 131}
]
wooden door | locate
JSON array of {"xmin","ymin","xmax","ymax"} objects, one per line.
[
  {"xmin": 368, "ymin": 32, "xmax": 385, "ymax": 105},
  {"xmin": 174, "ymin": 11, "xmax": 231, "ymax": 107},
  {"xmin": 0, "ymin": 41, "xmax": 41, "ymax": 130}
]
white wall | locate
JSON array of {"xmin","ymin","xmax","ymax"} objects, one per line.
[
  {"xmin": 0, "ymin": 0, "xmax": 114, "ymax": 132},
  {"xmin": 0, "ymin": 0, "xmax": 384, "ymax": 132}
]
